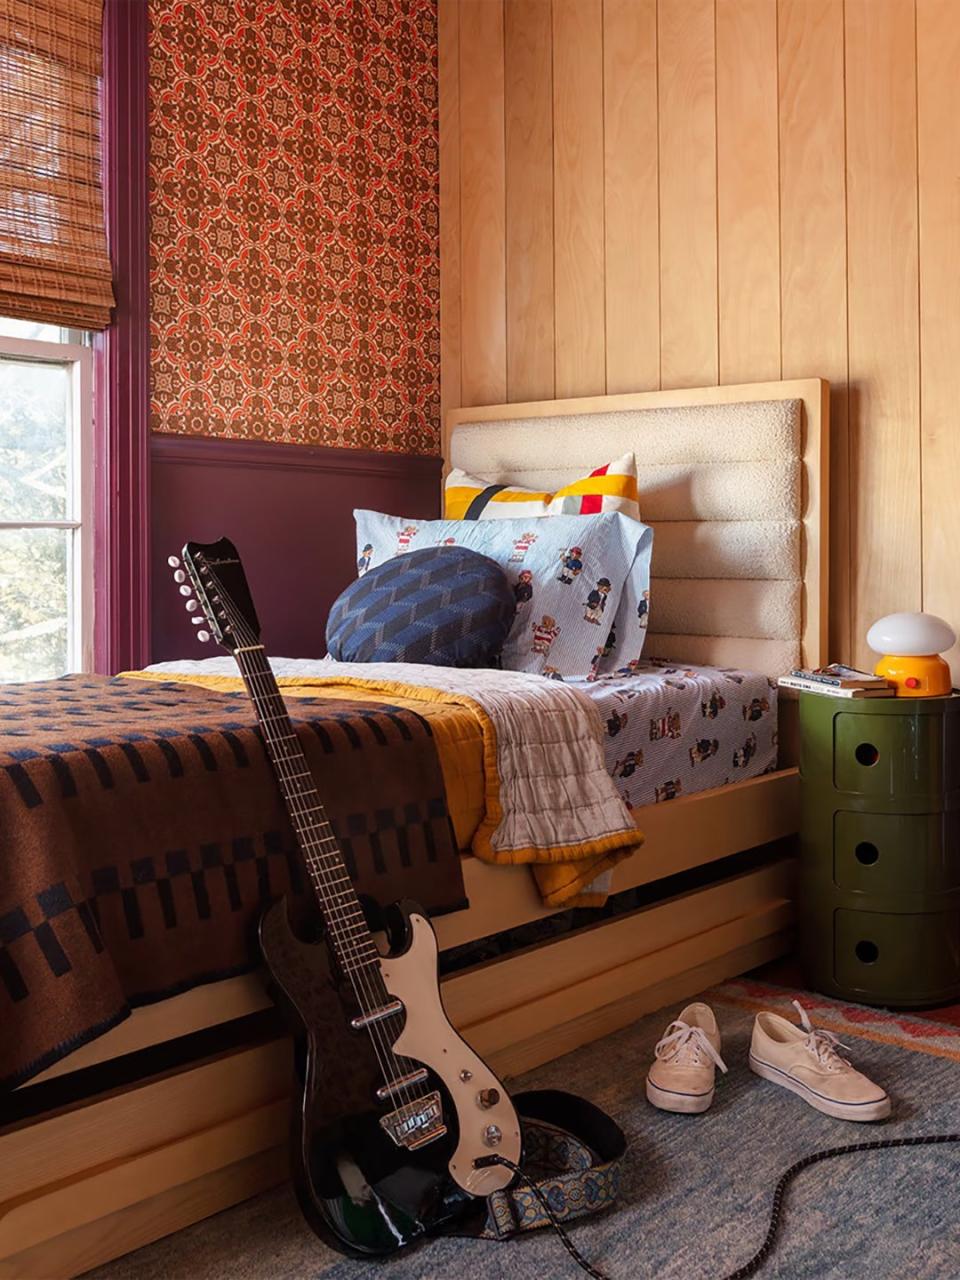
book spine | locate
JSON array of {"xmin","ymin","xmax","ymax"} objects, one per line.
[{"xmin": 778, "ymin": 678, "xmax": 863, "ymax": 698}]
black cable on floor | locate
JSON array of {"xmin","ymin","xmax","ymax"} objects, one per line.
[
  {"xmin": 479, "ymin": 1133, "xmax": 960, "ymax": 1280},
  {"xmin": 721, "ymin": 1132, "xmax": 960, "ymax": 1280}
]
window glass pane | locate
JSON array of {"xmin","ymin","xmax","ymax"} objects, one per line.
[
  {"xmin": 0, "ymin": 356, "xmax": 70, "ymax": 520},
  {"xmin": 0, "ymin": 526, "xmax": 70, "ymax": 681},
  {"xmin": 0, "ymin": 317, "xmax": 65, "ymax": 342}
]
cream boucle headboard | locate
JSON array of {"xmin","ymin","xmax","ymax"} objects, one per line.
[{"xmin": 446, "ymin": 380, "xmax": 829, "ymax": 678}]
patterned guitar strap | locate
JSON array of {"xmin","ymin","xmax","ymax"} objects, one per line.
[{"xmin": 473, "ymin": 1090, "xmax": 626, "ymax": 1240}]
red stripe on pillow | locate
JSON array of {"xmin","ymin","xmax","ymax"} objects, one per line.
[
  {"xmin": 590, "ymin": 463, "xmax": 611, "ymax": 477},
  {"xmin": 579, "ymin": 493, "xmax": 604, "ymax": 514}
]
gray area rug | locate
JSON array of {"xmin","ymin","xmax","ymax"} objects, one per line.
[{"xmin": 87, "ymin": 980, "xmax": 960, "ymax": 1279}]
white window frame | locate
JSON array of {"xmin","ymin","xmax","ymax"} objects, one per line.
[{"xmin": 0, "ymin": 331, "xmax": 95, "ymax": 675}]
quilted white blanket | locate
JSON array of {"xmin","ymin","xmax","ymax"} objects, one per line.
[{"xmin": 146, "ymin": 656, "xmax": 643, "ymax": 905}]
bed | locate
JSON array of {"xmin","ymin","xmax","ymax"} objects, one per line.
[{"xmin": 0, "ymin": 378, "xmax": 828, "ymax": 1278}]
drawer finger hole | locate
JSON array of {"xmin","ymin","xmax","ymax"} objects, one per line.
[
  {"xmin": 855, "ymin": 841, "xmax": 879, "ymax": 866},
  {"xmin": 855, "ymin": 939, "xmax": 880, "ymax": 965}
]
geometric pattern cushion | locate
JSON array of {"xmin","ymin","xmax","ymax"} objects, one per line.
[{"xmin": 326, "ymin": 545, "xmax": 516, "ymax": 668}]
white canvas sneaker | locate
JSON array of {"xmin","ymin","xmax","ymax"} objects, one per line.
[
  {"xmin": 646, "ymin": 1002, "xmax": 728, "ymax": 1113},
  {"xmin": 749, "ymin": 999, "xmax": 891, "ymax": 1122}
]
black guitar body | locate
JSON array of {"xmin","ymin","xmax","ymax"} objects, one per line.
[{"xmin": 259, "ymin": 898, "xmax": 480, "ymax": 1258}]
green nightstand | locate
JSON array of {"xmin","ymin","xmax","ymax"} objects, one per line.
[{"xmin": 799, "ymin": 691, "xmax": 960, "ymax": 1007}]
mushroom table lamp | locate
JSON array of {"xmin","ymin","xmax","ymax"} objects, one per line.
[{"xmin": 866, "ymin": 612, "xmax": 956, "ymax": 697}]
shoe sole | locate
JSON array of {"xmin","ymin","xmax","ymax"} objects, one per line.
[
  {"xmin": 646, "ymin": 1075, "xmax": 714, "ymax": 1114},
  {"xmin": 749, "ymin": 1053, "xmax": 891, "ymax": 1122}
]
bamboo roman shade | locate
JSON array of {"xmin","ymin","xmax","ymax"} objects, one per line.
[{"xmin": 0, "ymin": 0, "xmax": 114, "ymax": 329}]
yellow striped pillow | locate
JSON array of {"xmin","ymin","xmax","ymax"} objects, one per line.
[{"xmin": 444, "ymin": 453, "xmax": 639, "ymax": 521}]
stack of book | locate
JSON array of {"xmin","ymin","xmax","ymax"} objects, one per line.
[{"xmin": 778, "ymin": 664, "xmax": 895, "ymax": 698}]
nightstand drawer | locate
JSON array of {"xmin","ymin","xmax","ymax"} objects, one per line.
[
  {"xmin": 834, "ymin": 908, "xmax": 960, "ymax": 1001},
  {"xmin": 833, "ymin": 810, "xmax": 960, "ymax": 894},
  {"xmin": 833, "ymin": 710, "xmax": 944, "ymax": 800}
]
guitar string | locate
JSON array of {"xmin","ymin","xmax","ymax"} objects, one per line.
[
  {"xmin": 217, "ymin": 592, "xmax": 428, "ymax": 1115},
  {"xmin": 226, "ymin": 625, "xmax": 412, "ymax": 1102},
  {"xmin": 185, "ymin": 555, "xmax": 421, "ymax": 1118},
  {"xmin": 195, "ymin": 569, "xmax": 407, "ymax": 1098},
  {"xmin": 229, "ymin": 632, "xmax": 420, "ymax": 1113}
]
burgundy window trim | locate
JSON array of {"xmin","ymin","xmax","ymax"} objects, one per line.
[{"xmin": 93, "ymin": 0, "xmax": 151, "ymax": 673}]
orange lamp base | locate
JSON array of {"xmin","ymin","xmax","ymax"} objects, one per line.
[{"xmin": 874, "ymin": 653, "xmax": 953, "ymax": 697}]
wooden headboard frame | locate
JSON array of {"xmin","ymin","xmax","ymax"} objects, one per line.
[{"xmin": 445, "ymin": 379, "xmax": 829, "ymax": 673}]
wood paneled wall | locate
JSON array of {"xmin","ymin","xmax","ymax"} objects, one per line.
[{"xmin": 440, "ymin": 0, "xmax": 960, "ymax": 674}]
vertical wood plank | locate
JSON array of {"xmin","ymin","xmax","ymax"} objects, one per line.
[
  {"xmin": 603, "ymin": 0, "xmax": 659, "ymax": 395},
  {"xmin": 716, "ymin": 0, "xmax": 780, "ymax": 383},
  {"xmin": 505, "ymin": 0, "xmax": 555, "ymax": 404},
  {"xmin": 778, "ymin": 0, "xmax": 849, "ymax": 662},
  {"xmin": 918, "ymin": 0, "xmax": 960, "ymax": 681},
  {"xmin": 845, "ymin": 0, "xmax": 921, "ymax": 669},
  {"xmin": 658, "ymin": 0, "xmax": 718, "ymax": 388},
  {"xmin": 459, "ymin": 0, "xmax": 506, "ymax": 408},
  {"xmin": 552, "ymin": 0, "xmax": 605, "ymax": 399},
  {"xmin": 438, "ymin": 0, "xmax": 461, "ymax": 457}
]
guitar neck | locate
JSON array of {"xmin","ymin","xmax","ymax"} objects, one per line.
[{"xmin": 233, "ymin": 644, "xmax": 379, "ymax": 977}]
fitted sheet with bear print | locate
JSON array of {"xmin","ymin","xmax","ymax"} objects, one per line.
[{"xmin": 570, "ymin": 659, "xmax": 779, "ymax": 812}]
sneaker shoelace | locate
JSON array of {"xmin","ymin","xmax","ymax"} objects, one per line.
[
  {"xmin": 654, "ymin": 1019, "xmax": 728, "ymax": 1072},
  {"xmin": 792, "ymin": 999, "xmax": 853, "ymax": 1071}
]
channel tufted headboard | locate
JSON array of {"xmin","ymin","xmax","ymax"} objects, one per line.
[{"xmin": 446, "ymin": 380, "xmax": 829, "ymax": 678}]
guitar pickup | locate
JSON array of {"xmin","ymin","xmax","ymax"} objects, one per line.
[
  {"xmin": 376, "ymin": 1069, "xmax": 429, "ymax": 1100},
  {"xmin": 351, "ymin": 1000, "xmax": 403, "ymax": 1030}
]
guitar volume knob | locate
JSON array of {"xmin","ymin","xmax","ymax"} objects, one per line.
[
  {"xmin": 477, "ymin": 1088, "xmax": 500, "ymax": 1110},
  {"xmin": 482, "ymin": 1124, "xmax": 502, "ymax": 1147}
]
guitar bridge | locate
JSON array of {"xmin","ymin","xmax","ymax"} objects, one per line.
[{"xmin": 379, "ymin": 1091, "xmax": 446, "ymax": 1151}]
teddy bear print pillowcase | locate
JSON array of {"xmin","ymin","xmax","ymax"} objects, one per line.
[{"xmin": 353, "ymin": 510, "xmax": 653, "ymax": 680}]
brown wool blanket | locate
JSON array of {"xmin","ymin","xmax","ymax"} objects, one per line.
[{"xmin": 0, "ymin": 676, "xmax": 465, "ymax": 1089}]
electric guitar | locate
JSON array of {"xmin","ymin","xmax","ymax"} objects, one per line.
[{"xmin": 168, "ymin": 538, "xmax": 521, "ymax": 1257}]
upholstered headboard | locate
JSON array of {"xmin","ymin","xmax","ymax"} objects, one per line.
[{"xmin": 446, "ymin": 380, "xmax": 829, "ymax": 678}]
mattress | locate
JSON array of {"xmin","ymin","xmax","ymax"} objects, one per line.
[
  {"xmin": 571, "ymin": 659, "xmax": 778, "ymax": 810},
  {"xmin": 144, "ymin": 656, "xmax": 777, "ymax": 834}
]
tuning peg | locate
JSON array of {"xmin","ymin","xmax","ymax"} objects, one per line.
[
  {"xmin": 167, "ymin": 555, "xmax": 180, "ymax": 568},
  {"xmin": 191, "ymin": 615, "xmax": 203, "ymax": 625},
  {"xmin": 197, "ymin": 630, "xmax": 211, "ymax": 643},
  {"xmin": 178, "ymin": 584, "xmax": 192, "ymax": 597},
  {"xmin": 185, "ymin": 599, "xmax": 199, "ymax": 612},
  {"xmin": 173, "ymin": 569, "xmax": 186, "ymax": 584}
]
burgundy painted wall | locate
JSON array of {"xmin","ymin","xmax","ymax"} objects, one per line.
[{"xmin": 151, "ymin": 438, "xmax": 441, "ymax": 662}]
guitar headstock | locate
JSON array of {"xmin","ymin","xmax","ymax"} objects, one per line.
[{"xmin": 167, "ymin": 537, "xmax": 261, "ymax": 654}]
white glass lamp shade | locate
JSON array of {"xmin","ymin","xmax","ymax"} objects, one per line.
[{"xmin": 866, "ymin": 612, "xmax": 956, "ymax": 657}]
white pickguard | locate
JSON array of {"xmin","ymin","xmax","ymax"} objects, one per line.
[{"xmin": 380, "ymin": 913, "xmax": 522, "ymax": 1196}]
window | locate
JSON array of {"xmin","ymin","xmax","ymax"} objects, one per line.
[{"xmin": 0, "ymin": 316, "xmax": 93, "ymax": 682}]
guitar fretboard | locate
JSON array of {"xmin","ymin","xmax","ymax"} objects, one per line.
[{"xmin": 234, "ymin": 645, "xmax": 381, "ymax": 982}]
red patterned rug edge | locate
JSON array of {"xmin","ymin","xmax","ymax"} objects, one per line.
[{"xmin": 706, "ymin": 977, "xmax": 960, "ymax": 1063}]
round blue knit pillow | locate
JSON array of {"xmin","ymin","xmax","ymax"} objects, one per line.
[{"xmin": 327, "ymin": 545, "xmax": 516, "ymax": 667}]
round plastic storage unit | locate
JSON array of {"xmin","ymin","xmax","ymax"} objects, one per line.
[{"xmin": 798, "ymin": 691, "xmax": 960, "ymax": 1007}]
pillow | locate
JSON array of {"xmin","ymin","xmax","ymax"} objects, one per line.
[
  {"xmin": 442, "ymin": 452, "xmax": 651, "ymax": 674},
  {"xmin": 354, "ymin": 509, "xmax": 653, "ymax": 679},
  {"xmin": 327, "ymin": 545, "xmax": 515, "ymax": 668},
  {"xmin": 444, "ymin": 452, "xmax": 639, "ymax": 521}
]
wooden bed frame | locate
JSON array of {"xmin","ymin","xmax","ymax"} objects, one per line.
[{"xmin": 0, "ymin": 379, "xmax": 828, "ymax": 1278}]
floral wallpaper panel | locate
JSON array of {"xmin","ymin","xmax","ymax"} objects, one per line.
[{"xmin": 148, "ymin": 0, "xmax": 440, "ymax": 453}]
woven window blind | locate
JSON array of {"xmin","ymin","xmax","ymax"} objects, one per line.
[{"xmin": 0, "ymin": 0, "xmax": 115, "ymax": 329}]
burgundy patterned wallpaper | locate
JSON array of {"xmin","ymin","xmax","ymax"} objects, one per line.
[{"xmin": 148, "ymin": 0, "xmax": 440, "ymax": 454}]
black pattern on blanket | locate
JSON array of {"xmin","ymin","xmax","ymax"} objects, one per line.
[{"xmin": 0, "ymin": 675, "xmax": 464, "ymax": 1090}]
